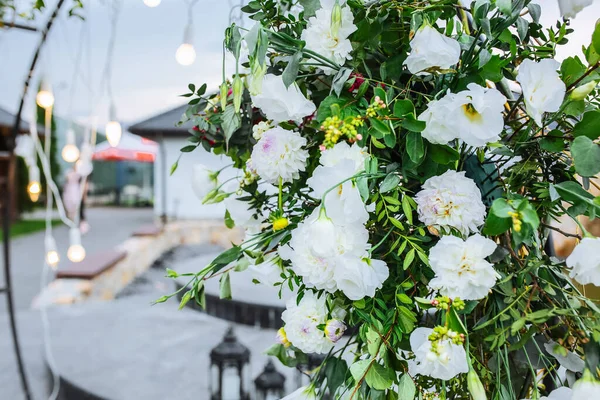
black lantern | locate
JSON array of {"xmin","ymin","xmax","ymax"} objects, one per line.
[
  {"xmin": 295, "ymin": 353, "xmax": 326, "ymax": 388},
  {"xmin": 254, "ymin": 360, "xmax": 286, "ymax": 400},
  {"xmin": 210, "ymin": 327, "xmax": 251, "ymax": 400}
]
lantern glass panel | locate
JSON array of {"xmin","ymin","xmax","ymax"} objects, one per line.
[
  {"xmin": 210, "ymin": 363, "xmax": 221, "ymax": 399},
  {"xmin": 221, "ymin": 366, "xmax": 241, "ymax": 400}
]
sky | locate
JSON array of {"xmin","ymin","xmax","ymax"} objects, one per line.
[{"xmin": 0, "ymin": 0, "xmax": 599, "ymax": 129}]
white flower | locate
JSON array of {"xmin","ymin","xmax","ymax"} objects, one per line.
[
  {"xmin": 536, "ymin": 387, "xmax": 573, "ymax": 400},
  {"xmin": 415, "ymin": 170, "xmax": 486, "ymax": 236},
  {"xmin": 428, "ymin": 234, "xmax": 498, "ymax": 300},
  {"xmin": 334, "ymin": 256, "xmax": 389, "ymax": 300},
  {"xmin": 252, "ymin": 120, "xmax": 273, "ymax": 141},
  {"xmin": 418, "ymin": 83, "xmax": 506, "ymax": 146},
  {"xmin": 191, "ymin": 164, "xmax": 217, "ymax": 201},
  {"xmin": 404, "ymin": 25, "xmax": 461, "ymax": 75},
  {"xmin": 251, "ymin": 74, "xmax": 316, "ymax": 123},
  {"xmin": 324, "ymin": 319, "xmax": 346, "ymax": 342},
  {"xmin": 319, "ymin": 141, "xmax": 369, "ymax": 171},
  {"xmin": 281, "ymin": 292, "xmax": 334, "ymax": 354},
  {"xmin": 558, "ymin": 0, "xmax": 594, "ymax": 18},
  {"xmin": 572, "ymin": 370, "xmax": 600, "ymax": 398},
  {"xmin": 566, "ymin": 237, "xmax": 600, "ymax": 286},
  {"xmin": 250, "ymin": 127, "xmax": 309, "ymax": 184},
  {"xmin": 224, "ymin": 193, "xmax": 259, "ymax": 229},
  {"xmin": 410, "ymin": 327, "xmax": 469, "ymax": 380},
  {"xmin": 248, "ymin": 254, "xmax": 283, "ymax": 286},
  {"xmin": 517, "ymin": 59, "xmax": 566, "ymax": 127},
  {"xmin": 301, "ymin": 4, "xmax": 357, "ymax": 74},
  {"xmin": 281, "ymin": 385, "xmax": 318, "ymax": 400}
]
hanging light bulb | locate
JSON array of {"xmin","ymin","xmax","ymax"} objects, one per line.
[
  {"xmin": 105, "ymin": 104, "xmax": 122, "ymax": 147},
  {"xmin": 67, "ymin": 228, "xmax": 86, "ymax": 263},
  {"xmin": 45, "ymin": 235, "xmax": 60, "ymax": 269},
  {"xmin": 143, "ymin": 0, "xmax": 161, "ymax": 7},
  {"xmin": 76, "ymin": 143, "xmax": 94, "ymax": 177},
  {"xmin": 176, "ymin": 23, "xmax": 196, "ymax": 66},
  {"xmin": 61, "ymin": 128, "xmax": 80, "ymax": 163},
  {"xmin": 27, "ymin": 165, "xmax": 41, "ymax": 202},
  {"xmin": 36, "ymin": 80, "xmax": 55, "ymax": 109}
]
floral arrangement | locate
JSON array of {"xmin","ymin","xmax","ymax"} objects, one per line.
[{"xmin": 165, "ymin": 0, "xmax": 600, "ymax": 398}]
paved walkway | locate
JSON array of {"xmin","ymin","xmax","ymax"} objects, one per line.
[{"xmin": 0, "ymin": 207, "xmax": 154, "ymax": 400}]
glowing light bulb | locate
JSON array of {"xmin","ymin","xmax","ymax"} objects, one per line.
[
  {"xmin": 143, "ymin": 0, "xmax": 161, "ymax": 6},
  {"xmin": 67, "ymin": 228, "xmax": 86, "ymax": 263},
  {"xmin": 36, "ymin": 81, "xmax": 55, "ymax": 109},
  {"xmin": 105, "ymin": 121, "xmax": 122, "ymax": 147},
  {"xmin": 176, "ymin": 43, "xmax": 196, "ymax": 66},
  {"xmin": 45, "ymin": 236, "xmax": 60, "ymax": 269},
  {"xmin": 27, "ymin": 165, "xmax": 41, "ymax": 202},
  {"xmin": 76, "ymin": 143, "xmax": 94, "ymax": 177},
  {"xmin": 62, "ymin": 128, "xmax": 80, "ymax": 162}
]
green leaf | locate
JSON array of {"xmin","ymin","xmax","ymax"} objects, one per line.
[
  {"xmin": 366, "ymin": 363, "xmax": 394, "ymax": 391},
  {"xmin": 298, "ymin": 0, "xmax": 319, "ymax": 18},
  {"xmin": 324, "ymin": 358, "xmax": 348, "ymax": 396},
  {"xmin": 528, "ymin": 3, "xmax": 541, "ymax": 23},
  {"xmin": 573, "ymin": 110, "xmax": 600, "ymax": 140},
  {"xmin": 224, "ymin": 209, "xmax": 235, "ymax": 229},
  {"xmin": 400, "ymin": 116, "xmax": 426, "ymax": 132},
  {"xmin": 222, "ymin": 104, "xmax": 241, "ymax": 149},
  {"xmin": 429, "ymin": 144, "xmax": 460, "ymax": 164},
  {"xmin": 539, "ymin": 130, "xmax": 566, "ymax": 152},
  {"xmin": 393, "ymin": 100, "xmax": 414, "ymax": 117},
  {"xmin": 406, "ymin": 131, "xmax": 424, "ymax": 163},
  {"xmin": 219, "ymin": 271, "xmax": 232, "ymax": 300},
  {"xmin": 402, "ymin": 195, "xmax": 413, "ymax": 225},
  {"xmin": 483, "ymin": 212, "xmax": 511, "ymax": 236},
  {"xmin": 448, "ymin": 308, "xmax": 467, "ymax": 335},
  {"xmin": 211, "ymin": 246, "xmax": 242, "ymax": 269},
  {"xmin": 491, "ymin": 198, "xmax": 513, "ymax": 218},
  {"xmin": 516, "ymin": 17, "xmax": 529, "ymax": 42},
  {"xmin": 370, "ymin": 118, "xmax": 391, "ymax": 135},
  {"xmin": 282, "ymin": 51, "xmax": 302, "ymax": 88},
  {"xmin": 180, "ymin": 145, "xmax": 196, "ymax": 153},
  {"xmin": 178, "ymin": 291, "xmax": 191, "ymax": 310},
  {"xmin": 480, "ymin": 55, "xmax": 504, "ymax": 82},
  {"xmin": 593, "ymin": 19, "xmax": 600, "ymax": 55},
  {"xmin": 331, "ymin": 67, "xmax": 353, "ymax": 97},
  {"xmin": 380, "ymin": 173, "xmax": 400, "ymax": 193},
  {"xmin": 561, "ymin": 56, "xmax": 586, "ymax": 86},
  {"xmin": 397, "ymin": 306, "xmax": 417, "ymax": 333},
  {"xmin": 366, "ymin": 327, "xmax": 382, "ymax": 357},
  {"xmin": 403, "ymin": 249, "xmax": 415, "ymax": 270},
  {"xmin": 170, "ymin": 160, "xmax": 179, "ymax": 176},
  {"xmin": 397, "ymin": 374, "xmax": 416, "ymax": 400},
  {"xmin": 350, "ymin": 359, "xmax": 370, "ymax": 381},
  {"xmin": 571, "ymin": 136, "xmax": 600, "ymax": 177}
]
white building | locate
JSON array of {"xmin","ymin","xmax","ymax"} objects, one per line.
[{"xmin": 129, "ymin": 104, "xmax": 230, "ymax": 221}]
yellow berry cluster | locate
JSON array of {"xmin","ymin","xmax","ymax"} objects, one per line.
[
  {"xmin": 320, "ymin": 115, "xmax": 364, "ymax": 149},
  {"xmin": 507, "ymin": 211, "xmax": 522, "ymax": 232},
  {"xmin": 429, "ymin": 326, "xmax": 465, "ymax": 348},
  {"xmin": 365, "ymin": 95, "xmax": 386, "ymax": 117},
  {"xmin": 430, "ymin": 296, "xmax": 464, "ymax": 311}
]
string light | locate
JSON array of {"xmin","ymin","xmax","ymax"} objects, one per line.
[
  {"xmin": 44, "ymin": 235, "xmax": 60, "ymax": 269},
  {"xmin": 105, "ymin": 104, "xmax": 122, "ymax": 147},
  {"xmin": 76, "ymin": 142, "xmax": 94, "ymax": 177},
  {"xmin": 36, "ymin": 80, "xmax": 55, "ymax": 109},
  {"xmin": 143, "ymin": 0, "xmax": 161, "ymax": 7},
  {"xmin": 27, "ymin": 165, "xmax": 42, "ymax": 202},
  {"xmin": 67, "ymin": 228, "xmax": 86, "ymax": 263},
  {"xmin": 176, "ymin": 2, "xmax": 198, "ymax": 66},
  {"xmin": 61, "ymin": 128, "xmax": 80, "ymax": 162}
]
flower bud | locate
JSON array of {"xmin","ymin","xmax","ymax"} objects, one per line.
[
  {"xmin": 233, "ymin": 75, "xmax": 243, "ymax": 112},
  {"xmin": 272, "ymin": 217, "xmax": 289, "ymax": 232},
  {"xmin": 467, "ymin": 368, "xmax": 487, "ymax": 400},
  {"xmin": 570, "ymin": 81, "xmax": 598, "ymax": 101},
  {"xmin": 276, "ymin": 327, "xmax": 291, "ymax": 347},
  {"xmin": 220, "ymin": 82, "xmax": 228, "ymax": 110},
  {"xmin": 324, "ymin": 319, "xmax": 346, "ymax": 343},
  {"xmin": 330, "ymin": 0, "xmax": 342, "ymax": 37},
  {"xmin": 249, "ymin": 58, "xmax": 267, "ymax": 96}
]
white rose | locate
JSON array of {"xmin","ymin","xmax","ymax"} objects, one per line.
[
  {"xmin": 250, "ymin": 74, "xmax": 316, "ymax": 124},
  {"xmin": 281, "ymin": 385, "xmax": 318, "ymax": 400},
  {"xmin": 517, "ymin": 59, "xmax": 566, "ymax": 127},
  {"xmin": 250, "ymin": 127, "xmax": 309, "ymax": 184},
  {"xmin": 404, "ymin": 25, "xmax": 461, "ymax": 75},
  {"xmin": 415, "ymin": 170, "xmax": 486, "ymax": 236},
  {"xmin": 301, "ymin": 4, "xmax": 357, "ymax": 74},
  {"xmin": 428, "ymin": 234, "xmax": 499, "ymax": 300},
  {"xmin": 566, "ymin": 237, "xmax": 600, "ymax": 286},
  {"xmin": 418, "ymin": 83, "xmax": 506, "ymax": 146},
  {"xmin": 410, "ymin": 327, "xmax": 469, "ymax": 380},
  {"xmin": 281, "ymin": 292, "xmax": 334, "ymax": 354},
  {"xmin": 558, "ymin": 0, "xmax": 594, "ymax": 19},
  {"xmin": 191, "ymin": 164, "xmax": 217, "ymax": 201},
  {"xmin": 334, "ymin": 256, "xmax": 389, "ymax": 300}
]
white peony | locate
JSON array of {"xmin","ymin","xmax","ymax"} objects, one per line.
[
  {"xmin": 334, "ymin": 256, "xmax": 389, "ymax": 300},
  {"xmin": 566, "ymin": 237, "xmax": 600, "ymax": 286},
  {"xmin": 517, "ymin": 59, "xmax": 566, "ymax": 127},
  {"xmin": 301, "ymin": 4, "xmax": 357, "ymax": 74},
  {"xmin": 428, "ymin": 234, "xmax": 499, "ymax": 300},
  {"xmin": 191, "ymin": 164, "xmax": 217, "ymax": 201},
  {"xmin": 558, "ymin": 0, "xmax": 594, "ymax": 19},
  {"xmin": 418, "ymin": 83, "xmax": 506, "ymax": 146},
  {"xmin": 281, "ymin": 385, "xmax": 318, "ymax": 400},
  {"xmin": 250, "ymin": 74, "xmax": 316, "ymax": 123},
  {"xmin": 404, "ymin": 25, "xmax": 461, "ymax": 75},
  {"xmin": 415, "ymin": 170, "xmax": 486, "ymax": 236},
  {"xmin": 250, "ymin": 127, "xmax": 309, "ymax": 184},
  {"xmin": 410, "ymin": 327, "xmax": 469, "ymax": 380},
  {"xmin": 281, "ymin": 292, "xmax": 334, "ymax": 354}
]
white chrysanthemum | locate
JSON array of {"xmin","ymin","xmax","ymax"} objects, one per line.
[
  {"xmin": 252, "ymin": 120, "xmax": 273, "ymax": 141},
  {"xmin": 301, "ymin": 5, "xmax": 357, "ymax": 74},
  {"xmin": 281, "ymin": 292, "xmax": 334, "ymax": 354},
  {"xmin": 279, "ymin": 210, "xmax": 369, "ymax": 292},
  {"xmin": 410, "ymin": 327, "xmax": 469, "ymax": 380},
  {"xmin": 334, "ymin": 256, "xmax": 389, "ymax": 300},
  {"xmin": 418, "ymin": 83, "xmax": 506, "ymax": 146},
  {"xmin": 248, "ymin": 254, "xmax": 283, "ymax": 286},
  {"xmin": 251, "ymin": 74, "xmax": 316, "ymax": 123},
  {"xmin": 404, "ymin": 25, "xmax": 461, "ymax": 75},
  {"xmin": 428, "ymin": 234, "xmax": 498, "ymax": 300},
  {"xmin": 250, "ymin": 127, "xmax": 309, "ymax": 184},
  {"xmin": 567, "ymin": 237, "xmax": 600, "ymax": 286},
  {"xmin": 517, "ymin": 59, "xmax": 566, "ymax": 127},
  {"xmin": 415, "ymin": 170, "xmax": 486, "ymax": 235},
  {"xmin": 191, "ymin": 164, "xmax": 217, "ymax": 201},
  {"xmin": 558, "ymin": 0, "xmax": 594, "ymax": 18}
]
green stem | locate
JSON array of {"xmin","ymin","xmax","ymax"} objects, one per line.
[{"xmin": 278, "ymin": 177, "xmax": 283, "ymax": 211}]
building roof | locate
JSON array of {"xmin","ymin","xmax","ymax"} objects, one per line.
[
  {"xmin": 128, "ymin": 104, "xmax": 194, "ymax": 138},
  {"xmin": 0, "ymin": 105, "xmax": 31, "ymax": 134}
]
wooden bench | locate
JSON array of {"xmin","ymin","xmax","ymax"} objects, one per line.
[
  {"xmin": 131, "ymin": 224, "xmax": 162, "ymax": 237},
  {"xmin": 56, "ymin": 249, "xmax": 127, "ymax": 279}
]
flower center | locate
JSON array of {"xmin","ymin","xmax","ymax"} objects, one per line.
[{"xmin": 461, "ymin": 103, "xmax": 482, "ymax": 123}]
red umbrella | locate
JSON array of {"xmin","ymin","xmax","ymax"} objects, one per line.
[{"xmin": 93, "ymin": 133, "xmax": 158, "ymax": 163}]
